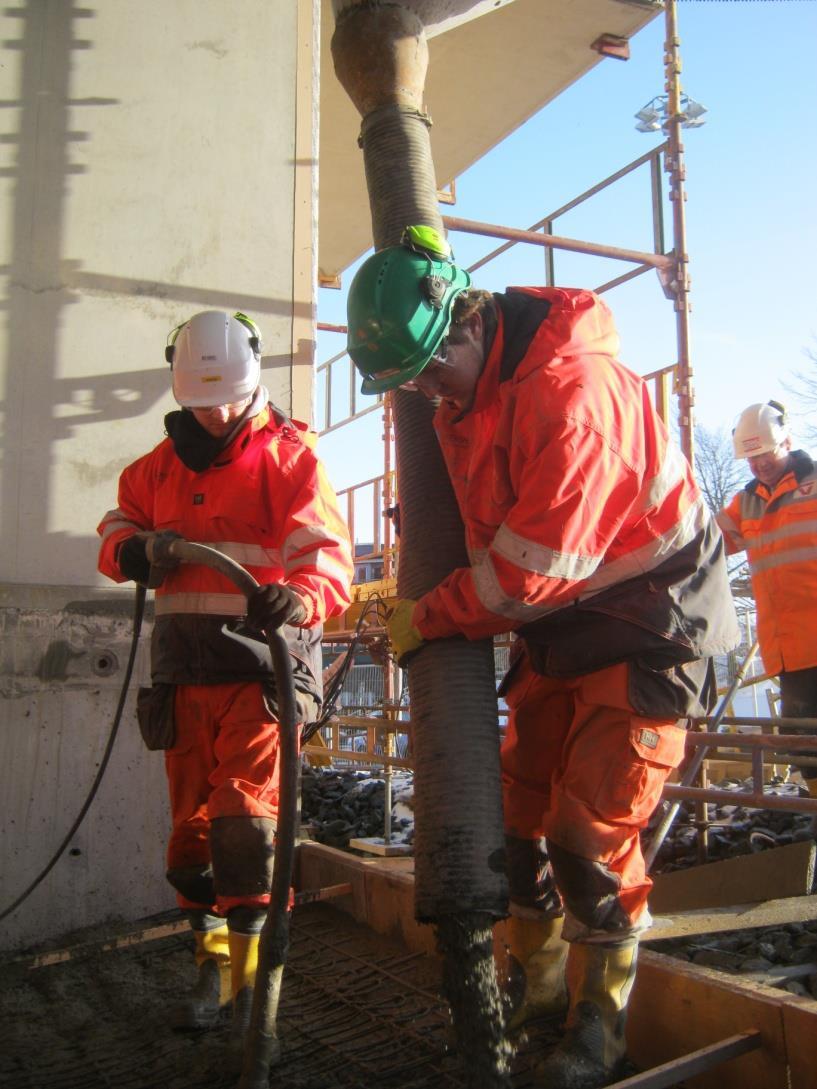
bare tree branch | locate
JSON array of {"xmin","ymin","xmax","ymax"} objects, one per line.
[
  {"xmin": 783, "ymin": 340, "xmax": 817, "ymax": 446},
  {"xmin": 693, "ymin": 425, "xmax": 748, "ymax": 516}
]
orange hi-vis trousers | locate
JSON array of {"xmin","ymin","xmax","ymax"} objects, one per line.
[
  {"xmin": 165, "ymin": 682, "xmax": 287, "ymax": 914},
  {"xmin": 501, "ymin": 657, "xmax": 687, "ymax": 939}
]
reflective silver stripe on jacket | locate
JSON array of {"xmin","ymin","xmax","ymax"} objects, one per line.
[
  {"xmin": 202, "ymin": 540, "xmax": 283, "ymax": 569},
  {"xmin": 155, "ymin": 592, "xmax": 246, "ymax": 616},
  {"xmin": 749, "ymin": 545, "xmax": 817, "ymax": 575},
  {"xmin": 99, "ymin": 509, "xmax": 145, "ymax": 540},
  {"xmin": 742, "ymin": 518, "xmax": 817, "ymax": 550},
  {"xmin": 740, "ymin": 478, "xmax": 817, "ymax": 521},
  {"xmin": 472, "ymin": 496, "xmax": 710, "ymax": 622},
  {"xmin": 578, "ymin": 497, "xmax": 710, "ymax": 599},
  {"xmin": 635, "ymin": 440, "xmax": 688, "ymax": 514},
  {"xmin": 282, "ymin": 526, "xmax": 353, "ymax": 579},
  {"xmin": 492, "ymin": 523, "xmax": 600, "ymax": 581}
]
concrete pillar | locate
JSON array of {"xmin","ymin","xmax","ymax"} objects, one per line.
[{"xmin": 0, "ymin": 0, "xmax": 319, "ymax": 951}]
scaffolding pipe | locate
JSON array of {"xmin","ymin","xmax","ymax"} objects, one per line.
[
  {"xmin": 444, "ymin": 214, "xmax": 672, "ymax": 270},
  {"xmin": 645, "ymin": 641, "xmax": 759, "ymax": 870},
  {"xmin": 663, "ymin": 0, "xmax": 695, "ymax": 463}
]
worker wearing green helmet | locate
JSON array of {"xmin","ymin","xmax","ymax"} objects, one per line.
[
  {"xmin": 347, "ymin": 225, "xmax": 471, "ymax": 395},
  {"xmin": 346, "ymin": 230, "xmax": 739, "ymax": 1089}
]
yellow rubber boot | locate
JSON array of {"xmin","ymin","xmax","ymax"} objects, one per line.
[
  {"xmin": 170, "ymin": 923, "xmax": 231, "ymax": 1030},
  {"xmin": 227, "ymin": 929, "xmax": 260, "ymax": 1051},
  {"xmin": 534, "ymin": 938, "xmax": 638, "ymax": 1089},
  {"xmin": 496, "ymin": 909, "xmax": 568, "ymax": 1031}
]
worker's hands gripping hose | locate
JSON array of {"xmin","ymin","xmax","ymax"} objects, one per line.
[
  {"xmin": 117, "ymin": 531, "xmax": 183, "ymax": 587},
  {"xmin": 385, "ymin": 598, "xmax": 424, "ymax": 666},
  {"xmin": 247, "ymin": 583, "xmax": 309, "ymax": 632}
]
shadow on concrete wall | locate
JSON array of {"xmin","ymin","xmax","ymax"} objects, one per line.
[{"xmin": 0, "ymin": 3, "xmax": 311, "ymax": 585}]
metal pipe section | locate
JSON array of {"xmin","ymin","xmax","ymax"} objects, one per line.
[
  {"xmin": 694, "ymin": 716, "xmax": 817, "ymax": 731},
  {"xmin": 445, "ymin": 214, "xmax": 672, "ymax": 270},
  {"xmin": 662, "ymin": 784, "xmax": 817, "ymax": 816},
  {"xmin": 663, "ymin": 0, "xmax": 695, "ymax": 464}
]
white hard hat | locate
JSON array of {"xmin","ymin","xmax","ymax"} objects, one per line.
[
  {"xmin": 166, "ymin": 310, "xmax": 262, "ymax": 408},
  {"xmin": 731, "ymin": 401, "xmax": 789, "ymax": 459}
]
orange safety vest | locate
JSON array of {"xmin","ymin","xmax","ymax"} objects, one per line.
[
  {"xmin": 717, "ymin": 450, "xmax": 817, "ymax": 676},
  {"xmin": 98, "ymin": 398, "xmax": 353, "ymax": 699},
  {"xmin": 413, "ymin": 288, "xmax": 738, "ymax": 697}
]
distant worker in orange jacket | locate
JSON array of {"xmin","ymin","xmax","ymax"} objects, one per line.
[
  {"xmin": 345, "ymin": 227, "xmax": 739, "ymax": 1089},
  {"xmin": 717, "ymin": 401, "xmax": 817, "ymax": 797},
  {"xmin": 97, "ymin": 311, "xmax": 353, "ymax": 1053}
]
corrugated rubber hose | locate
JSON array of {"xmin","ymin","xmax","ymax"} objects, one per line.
[{"xmin": 332, "ymin": 4, "xmax": 511, "ymax": 1084}]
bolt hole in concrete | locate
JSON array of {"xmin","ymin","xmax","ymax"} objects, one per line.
[
  {"xmin": 69, "ymin": 848, "xmax": 82, "ymax": 857},
  {"xmin": 92, "ymin": 651, "xmax": 119, "ymax": 677}
]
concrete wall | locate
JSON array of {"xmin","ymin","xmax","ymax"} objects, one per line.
[{"xmin": 0, "ymin": 0, "xmax": 319, "ymax": 951}]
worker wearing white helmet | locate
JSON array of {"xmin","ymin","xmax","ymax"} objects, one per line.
[
  {"xmin": 718, "ymin": 400, "xmax": 817, "ymax": 800},
  {"xmin": 730, "ymin": 400, "xmax": 792, "ymax": 483},
  {"xmin": 168, "ymin": 309, "xmax": 262, "ymax": 410},
  {"xmin": 97, "ymin": 310, "xmax": 353, "ymax": 1057}
]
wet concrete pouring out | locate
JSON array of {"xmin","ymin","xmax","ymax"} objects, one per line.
[{"xmin": 0, "ymin": 902, "xmax": 564, "ymax": 1089}]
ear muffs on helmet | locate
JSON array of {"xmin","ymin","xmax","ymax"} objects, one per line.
[
  {"xmin": 232, "ymin": 311, "xmax": 263, "ymax": 359},
  {"xmin": 164, "ymin": 322, "xmax": 185, "ymax": 365}
]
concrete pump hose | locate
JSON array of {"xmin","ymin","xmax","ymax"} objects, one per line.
[
  {"xmin": 155, "ymin": 538, "xmax": 297, "ymax": 1088},
  {"xmin": 362, "ymin": 102, "xmax": 507, "ymax": 922},
  {"xmin": 392, "ymin": 390, "xmax": 508, "ymax": 921},
  {"xmin": 360, "ymin": 104, "xmax": 441, "ymax": 253},
  {"xmin": 332, "ymin": 7, "xmax": 510, "ymax": 1083}
]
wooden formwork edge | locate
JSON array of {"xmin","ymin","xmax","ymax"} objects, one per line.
[{"xmin": 297, "ymin": 842, "xmax": 817, "ymax": 1089}]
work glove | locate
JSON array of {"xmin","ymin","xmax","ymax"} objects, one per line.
[
  {"xmin": 117, "ymin": 531, "xmax": 182, "ymax": 587},
  {"xmin": 385, "ymin": 598, "xmax": 424, "ymax": 666},
  {"xmin": 246, "ymin": 583, "xmax": 309, "ymax": 632}
]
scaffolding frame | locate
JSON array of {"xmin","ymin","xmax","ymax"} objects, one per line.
[{"xmin": 311, "ymin": 2, "xmax": 788, "ymax": 845}]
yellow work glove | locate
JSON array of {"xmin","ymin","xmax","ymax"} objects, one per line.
[{"xmin": 385, "ymin": 598, "xmax": 424, "ymax": 666}]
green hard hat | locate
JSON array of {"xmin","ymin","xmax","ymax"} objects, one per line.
[{"xmin": 347, "ymin": 228, "xmax": 471, "ymax": 395}]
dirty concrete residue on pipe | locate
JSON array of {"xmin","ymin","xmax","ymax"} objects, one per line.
[{"xmin": 331, "ymin": 4, "xmax": 511, "ymax": 1085}]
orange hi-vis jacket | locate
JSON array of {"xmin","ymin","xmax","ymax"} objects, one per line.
[
  {"xmin": 413, "ymin": 288, "xmax": 738, "ymax": 712},
  {"xmin": 717, "ymin": 450, "xmax": 817, "ymax": 676},
  {"xmin": 97, "ymin": 397, "xmax": 353, "ymax": 703}
]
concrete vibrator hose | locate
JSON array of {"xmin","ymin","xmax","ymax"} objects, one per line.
[{"xmin": 147, "ymin": 537, "xmax": 298, "ymax": 1089}]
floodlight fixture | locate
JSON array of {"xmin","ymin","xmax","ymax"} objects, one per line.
[
  {"xmin": 681, "ymin": 95, "xmax": 707, "ymax": 121},
  {"xmin": 634, "ymin": 93, "xmax": 708, "ymax": 133}
]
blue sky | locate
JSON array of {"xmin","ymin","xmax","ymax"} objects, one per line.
[{"xmin": 316, "ymin": 0, "xmax": 817, "ymax": 495}]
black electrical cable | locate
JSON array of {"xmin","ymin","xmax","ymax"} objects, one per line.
[
  {"xmin": 0, "ymin": 585, "xmax": 147, "ymax": 923},
  {"xmin": 301, "ymin": 594, "xmax": 388, "ymax": 744},
  {"xmin": 0, "ymin": 585, "xmax": 387, "ymax": 920}
]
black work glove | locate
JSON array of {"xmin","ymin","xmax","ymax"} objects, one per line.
[
  {"xmin": 117, "ymin": 536, "xmax": 151, "ymax": 584},
  {"xmin": 246, "ymin": 583, "xmax": 308, "ymax": 632},
  {"xmin": 117, "ymin": 532, "xmax": 182, "ymax": 587}
]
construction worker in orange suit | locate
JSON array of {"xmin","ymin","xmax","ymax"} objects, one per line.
[
  {"xmin": 717, "ymin": 401, "xmax": 817, "ymax": 802},
  {"xmin": 97, "ymin": 310, "xmax": 353, "ymax": 1053},
  {"xmin": 345, "ymin": 228, "xmax": 739, "ymax": 1089}
]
